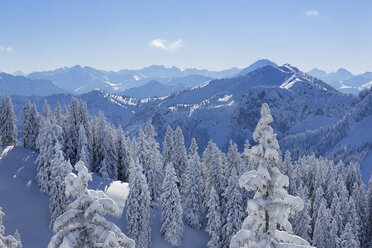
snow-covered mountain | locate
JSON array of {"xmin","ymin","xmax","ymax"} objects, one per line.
[
  {"xmin": 236, "ymin": 59, "xmax": 278, "ymax": 77},
  {"xmin": 124, "ymin": 64, "xmax": 354, "ymax": 151},
  {"xmin": 121, "ymin": 81, "xmax": 185, "ymax": 99},
  {"xmin": 0, "ymin": 73, "xmax": 66, "ymax": 96},
  {"xmin": 307, "ymin": 68, "xmax": 372, "ymax": 94}
]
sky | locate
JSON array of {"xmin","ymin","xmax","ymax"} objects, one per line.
[{"xmin": 0, "ymin": 0, "xmax": 372, "ymax": 74}]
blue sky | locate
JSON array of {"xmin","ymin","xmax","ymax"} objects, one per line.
[{"xmin": 0, "ymin": 0, "xmax": 371, "ymax": 74}]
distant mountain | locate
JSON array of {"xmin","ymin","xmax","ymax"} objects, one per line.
[
  {"xmin": 236, "ymin": 59, "xmax": 278, "ymax": 77},
  {"xmin": 307, "ymin": 68, "xmax": 372, "ymax": 94},
  {"xmin": 122, "ymin": 80, "xmax": 186, "ymax": 99},
  {"xmin": 0, "ymin": 72, "xmax": 66, "ymax": 96},
  {"xmin": 124, "ymin": 64, "xmax": 353, "ymax": 151}
]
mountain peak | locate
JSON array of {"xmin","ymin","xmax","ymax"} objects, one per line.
[{"xmin": 236, "ymin": 59, "xmax": 278, "ymax": 77}]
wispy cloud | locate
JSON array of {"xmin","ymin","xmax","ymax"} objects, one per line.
[
  {"xmin": 306, "ymin": 9, "xmax": 319, "ymax": 17},
  {"xmin": 0, "ymin": 46, "xmax": 13, "ymax": 52},
  {"xmin": 149, "ymin": 39, "xmax": 183, "ymax": 52}
]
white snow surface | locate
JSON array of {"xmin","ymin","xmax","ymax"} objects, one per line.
[{"xmin": 0, "ymin": 146, "xmax": 209, "ymax": 247}]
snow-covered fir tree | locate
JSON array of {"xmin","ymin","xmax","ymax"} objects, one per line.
[
  {"xmin": 77, "ymin": 124, "xmax": 89, "ymax": 167},
  {"xmin": 206, "ymin": 186, "xmax": 222, "ymax": 248},
  {"xmin": 0, "ymin": 96, "xmax": 18, "ymax": 146},
  {"xmin": 48, "ymin": 142, "xmax": 72, "ymax": 229},
  {"xmin": 43, "ymin": 100, "xmax": 53, "ymax": 123},
  {"xmin": 126, "ymin": 158, "xmax": 151, "ymax": 248},
  {"xmin": 92, "ymin": 112, "xmax": 118, "ymax": 180},
  {"xmin": 173, "ymin": 126, "xmax": 188, "ymax": 195},
  {"xmin": 221, "ymin": 168, "xmax": 245, "ymax": 248},
  {"xmin": 202, "ymin": 140, "xmax": 223, "ymax": 206},
  {"xmin": 136, "ymin": 125, "xmax": 163, "ymax": 208},
  {"xmin": 312, "ymin": 199, "xmax": 332, "ymax": 248},
  {"xmin": 161, "ymin": 162, "xmax": 183, "ymax": 247},
  {"xmin": 162, "ymin": 126, "xmax": 174, "ymax": 169},
  {"xmin": 21, "ymin": 101, "xmax": 41, "ymax": 151},
  {"xmin": 184, "ymin": 138, "xmax": 203, "ymax": 229},
  {"xmin": 367, "ymin": 175, "xmax": 372, "ymax": 247},
  {"xmin": 116, "ymin": 126, "xmax": 131, "ymax": 182},
  {"xmin": 36, "ymin": 117, "xmax": 63, "ymax": 194},
  {"xmin": 340, "ymin": 222, "xmax": 359, "ymax": 248},
  {"xmin": 0, "ymin": 207, "xmax": 22, "ymax": 248},
  {"xmin": 48, "ymin": 161, "xmax": 135, "ymax": 248},
  {"xmin": 65, "ymin": 98, "xmax": 92, "ymax": 165},
  {"xmin": 230, "ymin": 103, "xmax": 312, "ymax": 248}
]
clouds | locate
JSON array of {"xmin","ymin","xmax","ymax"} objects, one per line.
[
  {"xmin": 149, "ymin": 39, "xmax": 183, "ymax": 52},
  {"xmin": 0, "ymin": 46, "xmax": 13, "ymax": 52},
  {"xmin": 306, "ymin": 10, "xmax": 319, "ymax": 17}
]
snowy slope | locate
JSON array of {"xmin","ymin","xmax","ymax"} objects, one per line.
[{"xmin": 0, "ymin": 146, "xmax": 209, "ymax": 247}]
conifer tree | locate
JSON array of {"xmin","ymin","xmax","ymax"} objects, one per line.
[
  {"xmin": 206, "ymin": 186, "xmax": 222, "ymax": 248},
  {"xmin": 0, "ymin": 96, "xmax": 18, "ymax": 146},
  {"xmin": 367, "ymin": 175, "xmax": 372, "ymax": 247},
  {"xmin": 340, "ymin": 222, "xmax": 360, "ymax": 248},
  {"xmin": 22, "ymin": 102, "xmax": 41, "ymax": 151},
  {"xmin": 312, "ymin": 199, "xmax": 331, "ymax": 248},
  {"xmin": 230, "ymin": 103, "xmax": 311, "ymax": 248},
  {"xmin": 43, "ymin": 100, "xmax": 52, "ymax": 123},
  {"xmin": 36, "ymin": 117, "xmax": 63, "ymax": 194},
  {"xmin": 48, "ymin": 161, "xmax": 135, "ymax": 248},
  {"xmin": 48, "ymin": 142, "xmax": 72, "ymax": 229},
  {"xmin": 162, "ymin": 126, "xmax": 174, "ymax": 168},
  {"xmin": 184, "ymin": 138, "xmax": 202, "ymax": 229},
  {"xmin": 160, "ymin": 162, "xmax": 183, "ymax": 247},
  {"xmin": 221, "ymin": 168, "xmax": 245, "ymax": 248},
  {"xmin": 77, "ymin": 124, "xmax": 89, "ymax": 167},
  {"xmin": 126, "ymin": 159, "xmax": 151, "ymax": 248},
  {"xmin": 116, "ymin": 126, "xmax": 131, "ymax": 182},
  {"xmin": 173, "ymin": 126, "xmax": 188, "ymax": 194}
]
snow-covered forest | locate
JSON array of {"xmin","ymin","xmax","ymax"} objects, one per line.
[{"xmin": 0, "ymin": 95, "xmax": 371, "ymax": 247}]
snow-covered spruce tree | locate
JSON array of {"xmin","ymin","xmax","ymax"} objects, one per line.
[
  {"xmin": 92, "ymin": 112, "xmax": 118, "ymax": 180},
  {"xmin": 184, "ymin": 138, "xmax": 203, "ymax": 229},
  {"xmin": 48, "ymin": 161, "xmax": 135, "ymax": 248},
  {"xmin": 36, "ymin": 117, "xmax": 63, "ymax": 194},
  {"xmin": 162, "ymin": 126, "xmax": 174, "ymax": 169},
  {"xmin": 202, "ymin": 140, "xmax": 223, "ymax": 206},
  {"xmin": 230, "ymin": 103, "xmax": 312, "ymax": 248},
  {"xmin": 291, "ymin": 185, "xmax": 311, "ymax": 243},
  {"xmin": 206, "ymin": 186, "xmax": 222, "ymax": 248},
  {"xmin": 367, "ymin": 175, "xmax": 372, "ymax": 247},
  {"xmin": 43, "ymin": 99, "xmax": 53, "ymax": 123},
  {"xmin": 65, "ymin": 98, "xmax": 93, "ymax": 166},
  {"xmin": 221, "ymin": 167, "xmax": 245, "ymax": 248},
  {"xmin": 126, "ymin": 158, "xmax": 151, "ymax": 248},
  {"xmin": 161, "ymin": 162, "xmax": 183, "ymax": 247},
  {"xmin": 77, "ymin": 124, "xmax": 89, "ymax": 167},
  {"xmin": 48, "ymin": 142, "xmax": 73, "ymax": 229},
  {"xmin": 143, "ymin": 121, "xmax": 163, "ymax": 208},
  {"xmin": 312, "ymin": 199, "xmax": 332, "ymax": 248},
  {"xmin": 173, "ymin": 126, "xmax": 188, "ymax": 195},
  {"xmin": 21, "ymin": 101, "xmax": 41, "ymax": 151},
  {"xmin": 0, "ymin": 96, "xmax": 17, "ymax": 146},
  {"xmin": 136, "ymin": 126, "xmax": 163, "ymax": 208},
  {"xmin": 116, "ymin": 126, "xmax": 132, "ymax": 182},
  {"xmin": 0, "ymin": 207, "xmax": 22, "ymax": 248},
  {"xmin": 340, "ymin": 222, "xmax": 359, "ymax": 248}
]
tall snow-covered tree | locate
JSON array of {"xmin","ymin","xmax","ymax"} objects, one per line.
[
  {"xmin": 136, "ymin": 125, "xmax": 163, "ymax": 208},
  {"xmin": 184, "ymin": 138, "xmax": 203, "ymax": 229},
  {"xmin": 43, "ymin": 100, "xmax": 53, "ymax": 123},
  {"xmin": 312, "ymin": 199, "xmax": 332, "ymax": 248},
  {"xmin": 202, "ymin": 140, "xmax": 223, "ymax": 206},
  {"xmin": 0, "ymin": 96, "xmax": 18, "ymax": 146},
  {"xmin": 77, "ymin": 124, "xmax": 89, "ymax": 167},
  {"xmin": 65, "ymin": 98, "xmax": 92, "ymax": 165},
  {"xmin": 221, "ymin": 168, "xmax": 245, "ymax": 248},
  {"xmin": 367, "ymin": 175, "xmax": 372, "ymax": 247},
  {"xmin": 340, "ymin": 222, "xmax": 359, "ymax": 248},
  {"xmin": 48, "ymin": 142, "xmax": 72, "ymax": 229},
  {"xmin": 126, "ymin": 158, "xmax": 151, "ymax": 248},
  {"xmin": 162, "ymin": 126, "xmax": 174, "ymax": 168},
  {"xmin": 36, "ymin": 117, "xmax": 63, "ymax": 194},
  {"xmin": 206, "ymin": 186, "xmax": 222, "ymax": 248},
  {"xmin": 160, "ymin": 162, "xmax": 183, "ymax": 247},
  {"xmin": 0, "ymin": 207, "xmax": 22, "ymax": 248},
  {"xmin": 230, "ymin": 103, "xmax": 312, "ymax": 248},
  {"xmin": 21, "ymin": 101, "xmax": 41, "ymax": 151},
  {"xmin": 48, "ymin": 161, "xmax": 135, "ymax": 248},
  {"xmin": 92, "ymin": 112, "xmax": 118, "ymax": 180},
  {"xmin": 173, "ymin": 126, "xmax": 188, "ymax": 194},
  {"xmin": 116, "ymin": 126, "xmax": 131, "ymax": 182}
]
